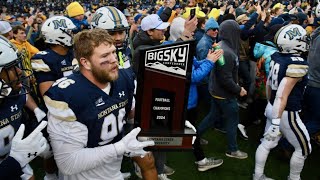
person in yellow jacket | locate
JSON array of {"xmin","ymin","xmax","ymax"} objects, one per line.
[
  {"xmin": 10, "ymin": 25, "xmax": 39, "ymax": 78},
  {"xmin": 10, "ymin": 25, "xmax": 39, "ymax": 97}
]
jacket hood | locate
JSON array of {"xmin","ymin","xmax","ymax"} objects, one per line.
[
  {"xmin": 219, "ymin": 20, "xmax": 240, "ymax": 56},
  {"xmin": 133, "ymin": 30, "xmax": 161, "ymax": 49},
  {"xmin": 254, "ymin": 42, "xmax": 278, "ymax": 59},
  {"xmin": 311, "ymin": 26, "xmax": 320, "ymax": 43}
]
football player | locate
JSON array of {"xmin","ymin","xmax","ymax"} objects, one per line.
[
  {"xmin": 90, "ymin": 6, "xmax": 132, "ymax": 69},
  {"xmin": 253, "ymin": 24, "xmax": 311, "ymax": 180},
  {"xmin": 31, "ymin": 16, "xmax": 77, "ymax": 180},
  {"xmin": 44, "ymin": 29, "xmax": 154, "ymax": 179},
  {"xmin": 91, "ymin": 7, "xmax": 159, "ymax": 179},
  {"xmin": 31, "ymin": 16, "xmax": 77, "ymax": 96},
  {"xmin": 0, "ymin": 35, "xmax": 48, "ymax": 180}
]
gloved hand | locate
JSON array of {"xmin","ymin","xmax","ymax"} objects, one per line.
[
  {"xmin": 9, "ymin": 121, "xmax": 48, "ymax": 167},
  {"xmin": 114, "ymin": 127, "xmax": 154, "ymax": 158},
  {"xmin": 264, "ymin": 118, "xmax": 281, "ymax": 141},
  {"xmin": 39, "ymin": 140, "xmax": 53, "ymax": 159},
  {"xmin": 34, "ymin": 107, "xmax": 46, "ymax": 122}
]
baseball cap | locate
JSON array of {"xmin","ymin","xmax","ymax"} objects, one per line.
[
  {"xmin": 141, "ymin": 14, "xmax": 170, "ymax": 31},
  {"xmin": 0, "ymin": 21, "xmax": 12, "ymax": 34}
]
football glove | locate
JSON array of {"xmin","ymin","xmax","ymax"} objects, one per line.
[
  {"xmin": 9, "ymin": 121, "xmax": 48, "ymax": 167},
  {"xmin": 39, "ymin": 140, "xmax": 53, "ymax": 159},
  {"xmin": 114, "ymin": 127, "xmax": 155, "ymax": 158},
  {"xmin": 264, "ymin": 118, "xmax": 281, "ymax": 141},
  {"xmin": 34, "ymin": 107, "xmax": 46, "ymax": 122}
]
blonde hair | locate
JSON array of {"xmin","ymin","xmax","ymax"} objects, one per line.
[{"xmin": 73, "ymin": 28, "xmax": 114, "ymax": 62}]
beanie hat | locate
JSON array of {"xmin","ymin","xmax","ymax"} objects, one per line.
[
  {"xmin": 66, "ymin": 2, "xmax": 84, "ymax": 17},
  {"xmin": 0, "ymin": 21, "xmax": 12, "ymax": 34},
  {"xmin": 268, "ymin": 17, "xmax": 285, "ymax": 28},
  {"xmin": 134, "ymin": 14, "xmax": 142, "ymax": 23},
  {"xmin": 205, "ymin": 18, "xmax": 219, "ymax": 32}
]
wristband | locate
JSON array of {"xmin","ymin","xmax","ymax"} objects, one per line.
[{"xmin": 271, "ymin": 118, "xmax": 281, "ymax": 126}]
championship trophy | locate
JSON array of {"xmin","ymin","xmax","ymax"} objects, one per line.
[{"xmin": 135, "ymin": 40, "xmax": 196, "ymax": 150}]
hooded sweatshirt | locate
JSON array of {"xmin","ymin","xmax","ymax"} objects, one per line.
[
  {"xmin": 132, "ymin": 30, "xmax": 162, "ymax": 74},
  {"xmin": 307, "ymin": 26, "xmax": 320, "ymax": 88},
  {"xmin": 209, "ymin": 20, "xmax": 241, "ymax": 99}
]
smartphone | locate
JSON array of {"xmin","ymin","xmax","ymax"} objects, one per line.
[
  {"xmin": 308, "ymin": 10, "xmax": 312, "ymax": 17},
  {"xmin": 190, "ymin": 8, "xmax": 196, "ymax": 19}
]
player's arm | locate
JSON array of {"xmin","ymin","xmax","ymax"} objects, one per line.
[
  {"xmin": 25, "ymin": 94, "xmax": 46, "ymax": 122},
  {"xmin": 271, "ymin": 77, "xmax": 301, "ymax": 119},
  {"xmin": 39, "ymin": 81, "xmax": 55, "ymax": 97},
  {"xmin": 0, "ymin": 156, "xmax": 23, "ymax": 179},
  {"xmin": 45, "ymin": 96, "xmax": 153, "ymax": 175},
  {"xmin": 46, "ymin": 113, "xmax": 123, "ymax": 175}
]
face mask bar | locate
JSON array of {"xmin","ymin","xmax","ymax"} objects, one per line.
[{"xmin": 1, "ymin": 56, "xmax": 33, "ymax": 98}]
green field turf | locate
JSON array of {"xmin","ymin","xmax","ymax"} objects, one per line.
[{"xmin": 31, "ymin": 108, "xmax": 320, "ymax": 180}]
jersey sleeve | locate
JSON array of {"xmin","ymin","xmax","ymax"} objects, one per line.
[
  {"xmin": 31, "ymin": 51, "xmax": 58, "ymax": 84},
  {"xmin": 286, "ymin": 57, "xmax": 308, "ymax": 78},
  {"xmin": 43, "ymin": 79, "xmax": 77, "ymax": 122},
  {"xmin": 0, "ymin": 156, "xmax": 23, "ymax": 180}
]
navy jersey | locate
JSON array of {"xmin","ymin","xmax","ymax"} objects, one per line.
[
  {"xmin": 0, "ymin": 93, "xmax": 26, "ymax": 158},
  {"xmin": 31, "ymin": 49, "xmax": 77, "ymax": 84},
  {"xmin": 268, "ymin": 52, "xmax": 308, "ymax": 111},
  {"xmin": 44, "ymin": 69, "xmax": 135, "ymax": 148}
]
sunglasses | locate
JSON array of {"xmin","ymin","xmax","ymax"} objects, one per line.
[{"xmin": 210, "ymin": 28, "xmax": 219, "ymax": 31}]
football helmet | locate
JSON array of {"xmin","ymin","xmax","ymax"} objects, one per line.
[
  {"xmin": 0, "ymin": 35, "xmax": 32, "ymax": 98},
  {"xmin": 41, "ymin": 16, "xmax": 76, "ymax": 47},
  {"xmin": 316, "ymin": 3, "xmax": 320, "ymax": 18},
  {"xmin": 274, "ymin": 24, "xmax": 309, "ymax": 54},
  {"xmin": 90, "ymin": 6, "xmax": 129, "ymax": 32}
]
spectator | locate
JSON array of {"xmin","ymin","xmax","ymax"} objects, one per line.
[
  {"xmin": 66, "ymin": 1, "xmax": 89, "ymax": 34},
  {"xmin": 197, "ymin": 20, "xmax": 248, "ymax": 160}
]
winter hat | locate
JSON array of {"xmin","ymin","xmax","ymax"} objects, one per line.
[
  {"xmin": 66, "ymin": 2, "xmax": 84, "ymax": 17},
  {"xmin": 264, "ymin": 24, "xmax": 284, "ymax": 42},
  {"xmin": 134, "ymin": 14, "xmax": 142, "ymax": 23},
  {"xmin": 268, "ymin": 17, "xmax": 285, "ymax": 28},
  {"xmin": 205, "ymin": 18, "xmax": 219, "ymax": 32}
]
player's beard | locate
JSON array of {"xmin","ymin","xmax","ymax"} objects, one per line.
[{"xmin": 91, "ymin": 64, "xmax": 119, "ymax": 84}]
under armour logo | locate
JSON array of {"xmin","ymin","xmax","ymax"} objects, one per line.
[
  {"xmin": 27, "ymin": 152, "xmax": 37, "ymax": 158},
  {"xmin": 119, "ymin": 91, "xmax": 125, "ymax": 98},
  {"xmin": 61, "ymin": 59, "xmax": 66, "ymax": 65},
  {"xmin": 11, "ymin": 105, "xmax": 18, "ymax": 112}
]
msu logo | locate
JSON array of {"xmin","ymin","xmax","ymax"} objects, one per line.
[
  {"xmin": 286, "ymin": 27, "xmax": 302, "ymax": 40},
  {"xmin": 52, "ymin": 19, "xmax": 68, "ymax": 29},
  {"xmin": 91, "ymin": 13, "xmax": 103, "ymax": 27}
]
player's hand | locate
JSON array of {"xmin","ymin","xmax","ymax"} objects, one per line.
[
  {"xmin": 34, "ymin": 107, "xmax": 46, "ymax": 122},
  {"xmin": 264, "ymin": 118, "xmax": 281, "ymax": 141},
  {"xmin": 9, "ymin": 121, "xmax": 48, "ymax": 167},
  {"xmin": 114, "ymin": 127, "xmax": 155, "ymax": 158},
  {"xmin": 39, "ymin": 140, "xmax": 53, "ymax": 159}
]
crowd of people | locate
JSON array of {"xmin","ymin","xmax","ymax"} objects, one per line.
[{"xmin": 0, "ymin": 0, "xmax": 319, "ymax": 179}]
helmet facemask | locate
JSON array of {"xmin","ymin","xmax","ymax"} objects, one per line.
[{"xmin": 0, "ymin": 55, "xmax": 33, "ymax": 98}]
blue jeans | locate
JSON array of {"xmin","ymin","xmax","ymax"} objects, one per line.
[
  {"xmin": 304, "ymin": 86, "xmax": 320, "ymax": 135},
  {"xmin": 198, "ymin": 97, "xmax": 239, "ymax": 152}
]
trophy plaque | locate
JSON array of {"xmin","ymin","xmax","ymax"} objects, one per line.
[{"xmin": 135, "ymin": 40, "xmax": 196, "ymax": 150}]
